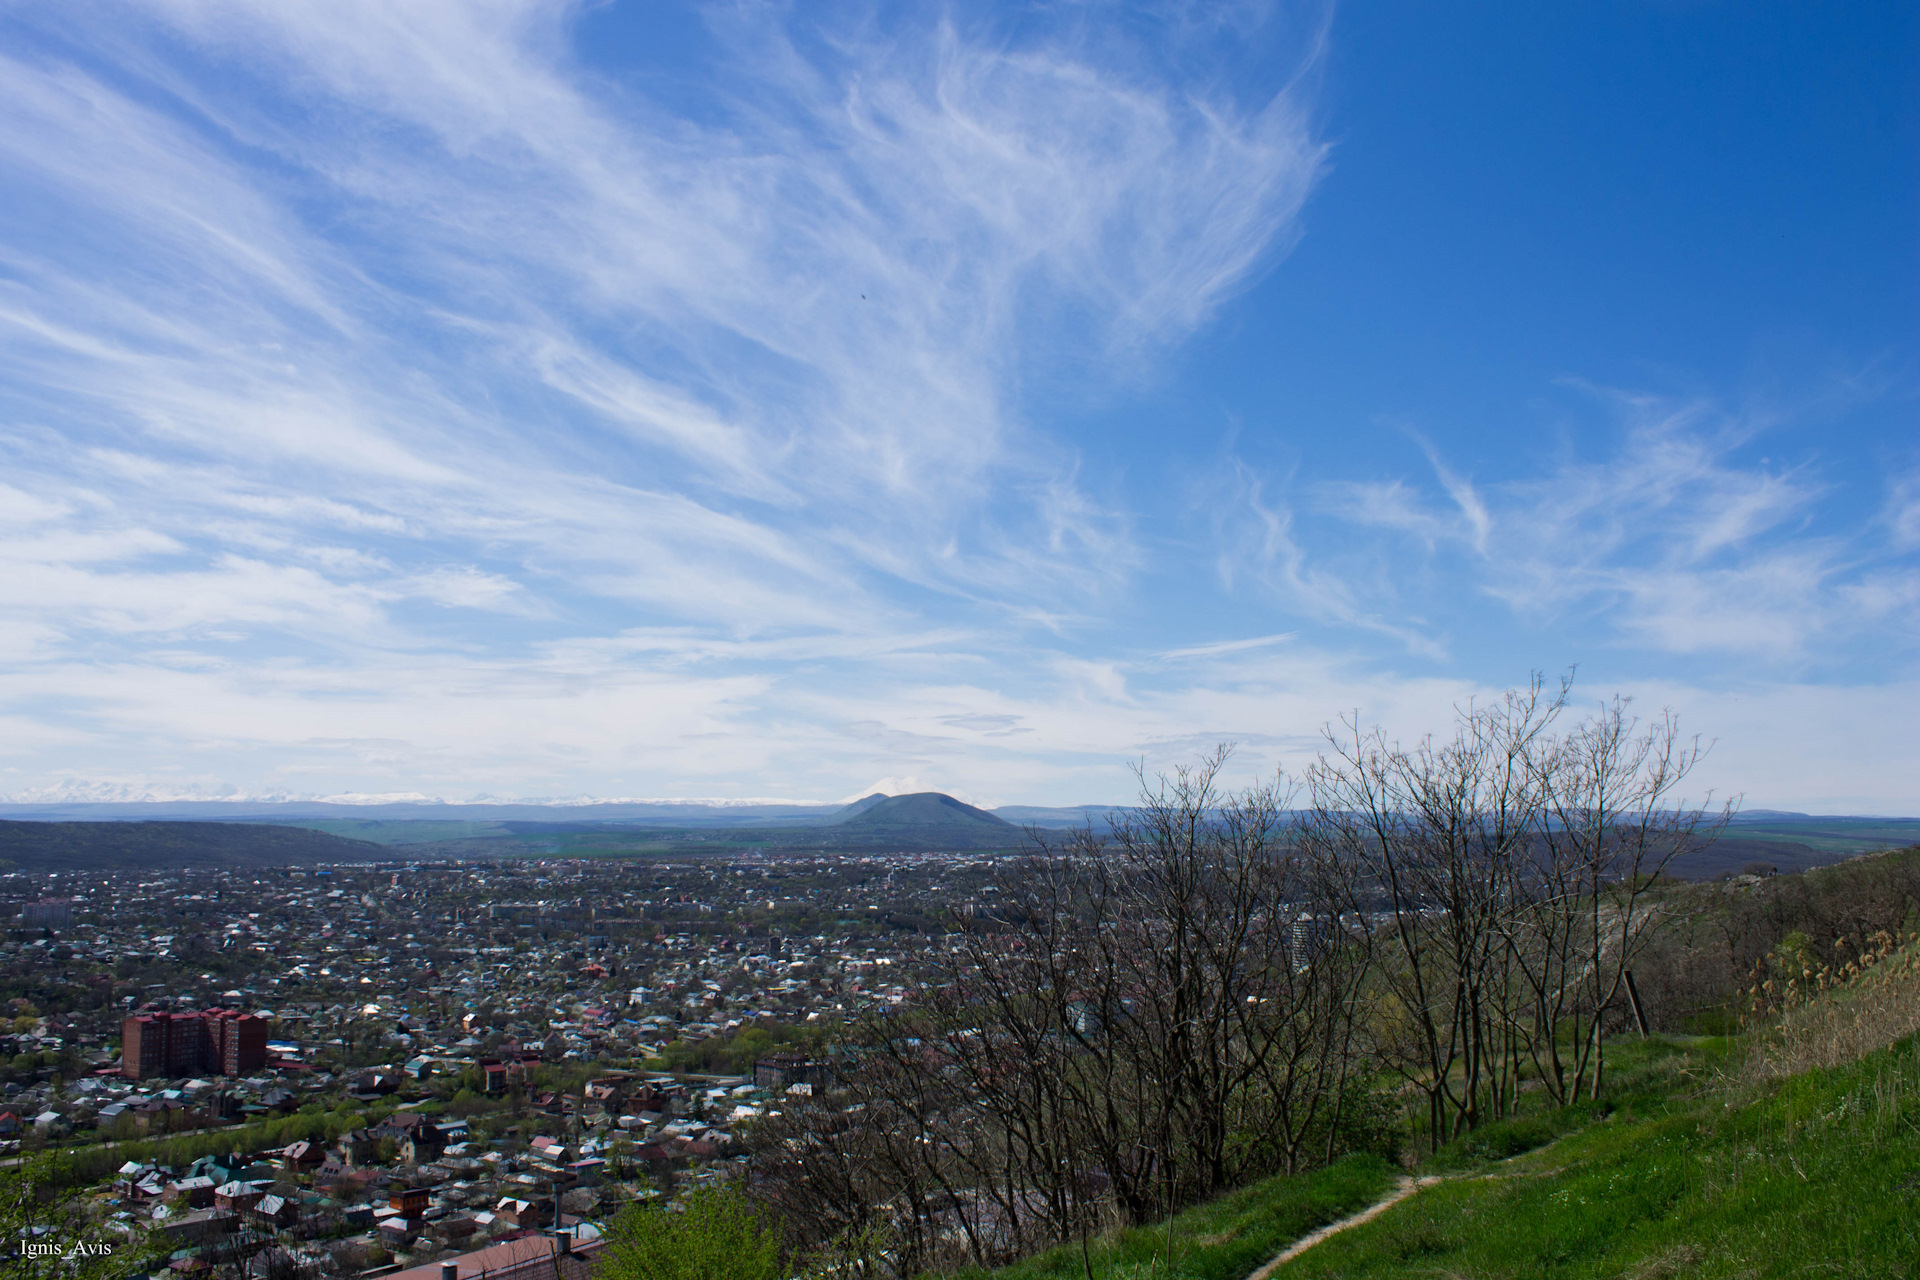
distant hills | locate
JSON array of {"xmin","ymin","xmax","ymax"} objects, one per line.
[
  {"xmin": 1668, "ymin": 814, "xmax": 1920, "ymax": 879},
  {"xmin": 0, "ymin": 798, "xmax": 1912, "ymax": 871},
  {"xmin": 831, "ymin": 793, "xmax": 893, "ymax": 821},
  {"xmin": 0, "ymin": 795, "xmax": 1121, "ymax": 830},
  {"xmin": 0, "ymin": 794, "xmax": 1031, "ymax": 869},
  {"xmin": 477, "ymin": 791, "xmax": 1026, "ymax": 853},
  {"xmin": 0, "ymin": 819, "xmax": 394, "ymax": 872},
  {"xmin": 0, "ymin": 798, "xmax": 841, "ymax": 825}
]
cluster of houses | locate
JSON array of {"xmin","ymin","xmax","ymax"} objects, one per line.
[
  {"xmin": 2, "ymin": 854, "xmax": 997, "ymax": 1062},
  {"xmin": 0, "ymin": 1073, "xmax": 300, "ymax": 1147},
  {"xmin": 96, "ymin": 1070, "xmax": 781, "ymax": 1278},
  {"xmin": 0, "ymin": 850, "xmax": 1010, "ymax": 1278}
]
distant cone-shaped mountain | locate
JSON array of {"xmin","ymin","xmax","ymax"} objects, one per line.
[
  {"xmin": 833, "ymin": 793, "xmax": 894, "ymax": 820},
  {"xmin": 830, "ymin": 791, "xmax": 1014, "ymax": 842}
]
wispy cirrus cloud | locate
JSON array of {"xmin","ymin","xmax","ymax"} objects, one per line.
[
  {"xmin": 1, "ymin": 0, "xmax": 1326, "ymax": 600},
  {"xmin": 1887, "ymin": 473, "xmax": 1920, "ymax": 551},
  {"xmin": 1283, "ymin": 387, "xmax": 1917, "ymax": 665},
  {"xmin": 0, "ymin": 0, "xmax": 1338, "ymax": 799},
  {"xmin": 1209, "ymin": 455, "xmax": 1449, "ymax": 658}
]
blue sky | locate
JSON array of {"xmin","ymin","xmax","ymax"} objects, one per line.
[{"xmin": 0, "ymin": 1, "xmax": 1913, "ymax": 811}]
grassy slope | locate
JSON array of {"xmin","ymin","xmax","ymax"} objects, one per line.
[
  {"xmin": 972, "ymin": 1001, "xmax": 1920, "ymax": 1280},
  {"xmin": 1284, "ymin": 1034, "xmax": 1920, "ymax": 1278},
  {"xmin": 955, "ymin": 1156, "xmax": 1400, "ymax": 1280}
]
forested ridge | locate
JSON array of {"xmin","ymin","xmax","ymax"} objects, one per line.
[{"xmin": 0, "ymin": 820, "xmax": 391, "ymax": 872}]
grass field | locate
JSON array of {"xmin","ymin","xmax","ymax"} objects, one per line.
[{"xmin": 1729, "ymin": 817, "xmax": 1920, "ymax": 854}]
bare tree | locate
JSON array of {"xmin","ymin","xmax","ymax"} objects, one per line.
[
  {"xmin": 1309, "ymin": 677, "xmax": 1725, "ymax": 1146},
  {"xmin": 759, "ymin": 749, "xmax": 1375, "ymax": 1261},
  {"xmin": 1308, "ymin": 679, "xmax": 1562, "ymax": 1150},
  {"xmin": 1514, "ymin": 699, "xmax": 1727, "ymax": 1101}
]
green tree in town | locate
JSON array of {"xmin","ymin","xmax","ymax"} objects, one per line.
[
  {"xmin": 597, "ymin": 1184, "xmax": 781, "ymax": 1280},
  {"xmin": 1, "ymin": 1152, "xmax": 150, "ymax": 1280}
]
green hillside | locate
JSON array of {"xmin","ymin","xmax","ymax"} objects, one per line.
[
  {"xmin": 966, "ymin": 849, "xmax": 1920, "ymax": 1280},
  {"xmin": 1286, "ymin": 1033, "xmax": 1920, "ymax": 1276},
  {"xmin": 972, "ymin": 1005, "xmax": 1920, "ymax": 1280},
  {"xmin": 965, "ymin": 1156, "xmax": 1401, "ymax": 1280}
]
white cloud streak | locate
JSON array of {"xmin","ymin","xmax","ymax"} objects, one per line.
[
  {"xmin": 0, "ymin": 0, "xmax": 1349, "ymax": 799},
  {"xmin": 1301, "ymin": 390, "xmax": 1916, "ymax": 665}
]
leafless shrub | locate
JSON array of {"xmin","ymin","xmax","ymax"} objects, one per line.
[
  {"xmin": 1633, "ymin": 847, "xmax": 1920, "ymax": 1032},
  {"xmin": 1308, "ymin": 676, "xmax": 1722, "ymax": 1147},
  {"xmin": 753, "ymin": 749, "xmax": 1369, "ymax": 1265}
]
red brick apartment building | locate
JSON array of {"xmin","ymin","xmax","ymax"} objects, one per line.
[{"xmin": 122, "ymin": 1008, "xmax": 268, "ymax": 1079}]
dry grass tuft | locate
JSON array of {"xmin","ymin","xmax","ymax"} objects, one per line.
[
  {"xmin": 1741, "ymin": 930, "xmax": 1920, "ymax": 1080},
  {"xmin": 1629, "ymin": 1243, "xmax": 1704, "ymax": 1278}
]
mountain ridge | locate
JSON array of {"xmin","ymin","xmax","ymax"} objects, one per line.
[{"xmin": 0, "ymin": 819, "xmax": 397, "ymax": 872}]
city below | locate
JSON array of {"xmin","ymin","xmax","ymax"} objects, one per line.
[{"xmin": 0, "ymin": 839, "xmax": 1015, "ymax": 1276}]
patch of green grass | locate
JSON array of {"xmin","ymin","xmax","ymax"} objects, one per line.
[
  {"xmin": 1408, "ymin": 1034, "xmax": 1732, "ymax": 1171},
  {"xmin": 953, "ymin": 1154, "xmax": 1399, "ymax": 1280},
  {"xmin": 1427, "ymin": 1112, "xmax": 1562, "ymax": 1169},
  {"xmin": 1281, "ymin": 1033, "xmax": 1920, "ymax": 1278}
]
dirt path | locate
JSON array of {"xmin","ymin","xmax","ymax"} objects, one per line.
[
  {"xmin": 1244, "ymin": 1175, "xmax": 1447, "ymax": 1279},
  {"xmin": 1245, "ymin": 1135, "xmax": 1573, "ymax": 1277}
]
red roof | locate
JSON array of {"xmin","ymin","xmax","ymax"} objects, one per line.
[{"xmin": 382, "ymin": 1235, "xmax": 602, "ymax": 1280}]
